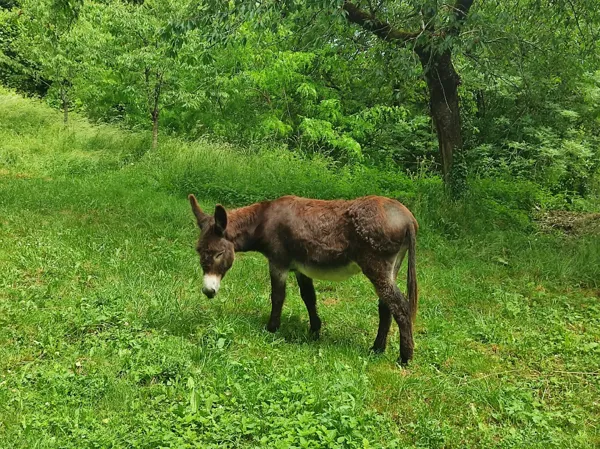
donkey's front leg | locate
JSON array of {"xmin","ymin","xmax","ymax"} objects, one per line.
[{"xmin": 266, "ymin": 263, "xmax": 289, "ymax": 333}]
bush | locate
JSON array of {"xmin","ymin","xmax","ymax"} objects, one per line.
[
  {"xmin": 466, "ymin": 126, "xmax": 600, "ymax": 201},
  {"xmin": 144, "ymin": 136, "xmax": 559, "ymax": 239},
  {"xmin": 148, "ymin": 138, "xmax": 416, "ymax": 206}
]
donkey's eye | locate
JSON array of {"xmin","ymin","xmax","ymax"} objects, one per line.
[{"xmin": 214, "ymin": 252, "xmax": 224, "ymax": 261}]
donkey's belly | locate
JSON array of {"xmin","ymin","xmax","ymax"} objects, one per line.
[{"xmin": 292, "ymin": 261, "xmax": 362, "ymax": 282}]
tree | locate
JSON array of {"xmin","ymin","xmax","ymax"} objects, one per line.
[
  {"xmin": 186, "ymin": 1, "xmax": 474, "ymax": 187},
  {"xmin": 189, "ymin": 0, "xmax": 600, "ymax": 191},
  {"xmin": 5, "ymin": 0, "xmax": 598, "ymax": 194},
  {"xmin": 340, "ymin": 1, "xmax": 473, "ymax": 187},
  {"xmin": 12, "ymin": 0, "xmax": 85, "ymax": 124},
  {"xmin": 86, "ymin": 0, "xmax": 192, "ymax": 148}
]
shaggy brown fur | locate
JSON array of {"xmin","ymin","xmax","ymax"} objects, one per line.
[{"xmin": 189, "ymin": 194, "xmax": 418, "ymax": 365}]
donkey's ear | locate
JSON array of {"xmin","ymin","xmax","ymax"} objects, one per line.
[
  {"xmin": 214, "ymin": 204, "xmax": 228, "ymax": 236},
  {"xmin": 188, "ymin": 194, "xmax": 210, "ymax": 230}
]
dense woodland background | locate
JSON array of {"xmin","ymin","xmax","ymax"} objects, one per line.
[{"xmin": 1, "ymin": 0, "xmax": 599, "ymax": 201}]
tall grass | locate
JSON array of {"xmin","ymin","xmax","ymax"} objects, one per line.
[
  {"xmin": 2, "ymin": 87, "xmax": 598, "ymax": 291},
  {"xmin": 149, "ymin": 139, "xmax": 417, "ymax": 203},
  {"xmin": 0, "ymin": 89, "xmax": 151, "ymax": 177}
]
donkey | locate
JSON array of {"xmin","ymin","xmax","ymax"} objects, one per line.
[{"xmin": 188, "ymin": 194, "xmax": 418, "ymax": 365}]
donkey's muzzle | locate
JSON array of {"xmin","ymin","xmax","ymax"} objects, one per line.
[
  {"xmin": 202, "ymin": 287, "xmax": 216, "ymax": 298},
  {"xmin": 202, "ymin": 273, "xmax": 221, "ymax": 299}
]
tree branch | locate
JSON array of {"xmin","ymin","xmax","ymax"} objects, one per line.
[
  {"xmin": 565, "ymin": 0, "xmax": 587, "ymax": 45},
  {"xmin": 449, "ymin": 0, "xmax": 474, "ymax": 35},
  {"xmin": 342, "ymin": 1, "xmax": 419, "ymax": 44}
]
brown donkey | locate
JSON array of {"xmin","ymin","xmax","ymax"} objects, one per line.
[{"xmin": 188, "ymin": 194, "xmax": 418, "ymax": 365}]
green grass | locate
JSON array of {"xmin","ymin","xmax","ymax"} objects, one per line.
[{"xmin": 0, "ymin": 89, "xmax": 599, "ymax": 448}]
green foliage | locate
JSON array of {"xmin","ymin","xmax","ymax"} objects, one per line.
[
  {"xmin": 76, "ymin": 0, "xmax": 195, "ymax": 141},
  {"xmin": 0, "ymin": 5, "xmax": 51, "ymax": 95},
  {"xmin": 465, "ymin": 125, "xmax": 600, "ymax": 200},
  {"xmin": 2, "ymin": 0, "xmax": 600, "ymax": 201}
]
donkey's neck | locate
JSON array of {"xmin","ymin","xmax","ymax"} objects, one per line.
[{"xmin": 225, "ymin": 202, "xmax": 267, "ymax": 252}]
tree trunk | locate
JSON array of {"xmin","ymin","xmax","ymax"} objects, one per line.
[
  {"xmin": 417, "ymin": 49, "xmax": 463, "ymax": 186},
  {"xmin": 61, "ymin": 85, "xmax": 69, "ymax": 126},
  {"xmin": 151, "ymin": 107, "xmax": 159, "ymax": 149},
  {"xmin": 148, "ymin": 71, "xmax": 163, "ymax": 150}
]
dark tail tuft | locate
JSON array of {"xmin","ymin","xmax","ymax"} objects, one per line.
[{"xmin": 407, "ymin": 222, "xmax": 418, "ymax": 324}]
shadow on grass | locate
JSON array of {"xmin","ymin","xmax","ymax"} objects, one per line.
[
  {"xmin": 144, "ymin": 310, "xmax": 210, "ymax": 338},
  {"xmin": 233, "ymin": 307, "xmax": 375, "ymax": 352}
]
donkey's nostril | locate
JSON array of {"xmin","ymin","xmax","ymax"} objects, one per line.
[{"xmin": 202, "ymin": 287, "xmax": 216, "ymax": 298}]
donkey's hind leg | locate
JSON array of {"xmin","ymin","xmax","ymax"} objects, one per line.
[
  {"xmin": 361, "ymin": 259, "xmax": 413, "ymax": 365},
  {"xmin": 295, "ymin": 272, "xmax": 322, "ymax": 336},
  {"xmin": 371, "ymin": 300, "xmax": 392, "ymax": 353},
  {"xmin": 393, "ymin": 246, "xmax": 408, "ymax": 281},
  {"xmin": 370, "ymin": 247, "xmax": 408, "ymax": 355}
]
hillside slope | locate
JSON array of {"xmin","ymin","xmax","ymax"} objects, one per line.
[{"xmin": 1, "ymin": 90, "xmax": 599, "ymax": 448}]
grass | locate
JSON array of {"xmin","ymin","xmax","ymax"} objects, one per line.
[{"xmin": 0, "ymin": 88, "xmax": 599, "ymax": 448}]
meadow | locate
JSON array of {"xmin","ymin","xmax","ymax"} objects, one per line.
[{"xmin": 1, "ymin": 90, "xmax": 599, "ymax": 448}]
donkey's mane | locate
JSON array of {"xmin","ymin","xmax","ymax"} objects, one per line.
[{"xmin": 226, "ymin": 201, "xmax": 268, "ymax": 251}]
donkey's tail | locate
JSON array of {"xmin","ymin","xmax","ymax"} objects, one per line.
[{"xmin": 407, "ymin": 222, "xmax": 418, "ymax": 325}]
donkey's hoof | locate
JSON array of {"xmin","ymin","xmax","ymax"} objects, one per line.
[
  {"xmin": 309, "ymin": 329, "xmax": 320, "ymax": 340},
  {"xmin": 309, "ymin": 318, "xmax": 322, "ymax": 336},
  {"xmin": 266, "ymin": 322, "xmax": 279, "ymax": 333},
  {"xmin": 369, "ymin": 345, "xmax": 386, "ymax": 355},
  {"xmin": 397, "ymin": 358, "xmax": 410, "ymax": 368}
]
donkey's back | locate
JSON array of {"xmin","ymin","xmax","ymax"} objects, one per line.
[{"xmin": 260, "ymin": 195, "xmax": 416, "ymax": 259}]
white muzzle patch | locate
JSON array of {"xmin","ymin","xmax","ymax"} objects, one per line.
[{"xmin": 202, "ymin": 274, "xmax": 221, "ymax": 297}]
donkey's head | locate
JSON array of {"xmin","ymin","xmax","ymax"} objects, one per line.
[{"xmin": 188, "ymin": 194, "xmax": 235, "ymax": 298}]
